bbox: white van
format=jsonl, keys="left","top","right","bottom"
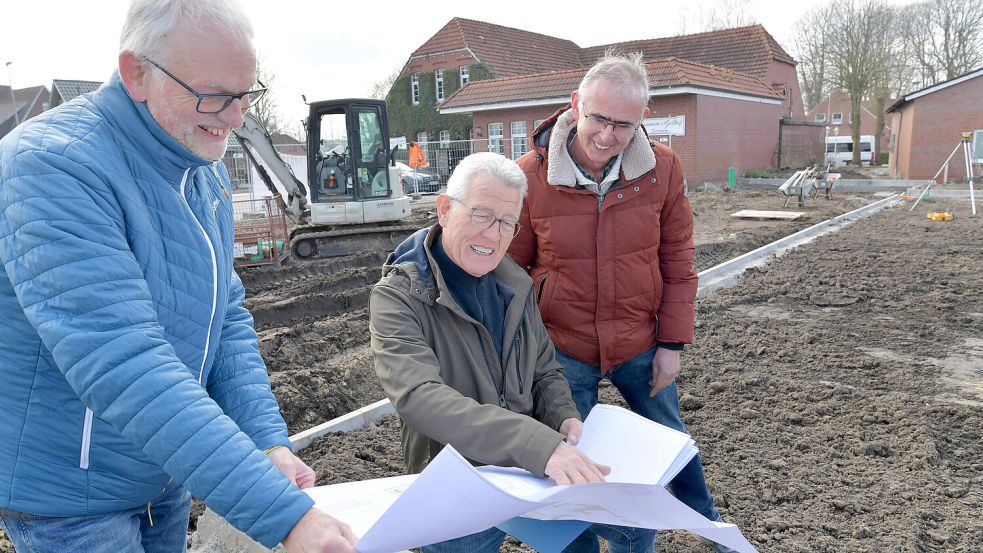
{"left": 825, "top": 135, "right": 874, "bottom": 166}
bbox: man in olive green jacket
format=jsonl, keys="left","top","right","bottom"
{"left": 370, "top": 153, "right": 609, "bottom": 553}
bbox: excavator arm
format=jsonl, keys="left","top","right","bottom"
{"left": 233, "top": 113, "right": 310, "bottom": 225}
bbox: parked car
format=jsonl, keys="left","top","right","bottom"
{"left": 395, "top": 161, "right": 441, "bottom": 194}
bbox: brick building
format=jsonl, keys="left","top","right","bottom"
{"left": 0, "top": 84, "right": 50, "bottom": 140}
{"left": 49, "top": 79, "right": 102, "bottom": 108}
{"left": 391, "top": 19, "right": 808, "bottom": 168}
{"left": 805, "top": 89, "right": 893, "bottom": 154}
{"left": 440, "top": 58, "right": 792, "bottom": 185}
{"left": 887, "top": 67, "right": 983, "bottom": 180}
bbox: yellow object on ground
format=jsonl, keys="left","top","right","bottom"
{"left": 927, "top": 211, "right": 954, "bottom": 221}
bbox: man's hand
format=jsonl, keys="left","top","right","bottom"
{"left": 649, "top": 347, "right": 681, "bottom": 396}
{"left": 282, "top": 508, "right": 357, "bottom": 553}
{"left": 268, "top": 447, "right": 316, "bottom": 489}
{"left": 558, "top": 418, "right": 584, "bottom": 445}
{"left": 544, "top": 441, "right": 610, "bottom": 485}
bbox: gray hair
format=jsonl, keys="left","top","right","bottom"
{"left": 577, "top": 50, "right": 650, "bottom": 111}
{"left": 446, "top": 152, "right": 528, "bottom": 202}
{"left": 120, "top": 0, "right": 254, "bottom": 67}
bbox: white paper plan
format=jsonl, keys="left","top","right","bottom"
{"left": 304, "top": 404, "right": 758, "bottom": 553}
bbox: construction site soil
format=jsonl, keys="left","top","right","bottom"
{"left": 3, "top": 190, "right": 981, "bottom": 552}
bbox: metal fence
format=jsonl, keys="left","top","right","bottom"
{"left": 232, "top": 195, "right": 290, "bottom": 267}
{"left": 392, "top": 139, "right": 477, "bottom": 186}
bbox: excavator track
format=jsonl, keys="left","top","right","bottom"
{"left": 289, "top": 223, "right": 424, "bottom": 260}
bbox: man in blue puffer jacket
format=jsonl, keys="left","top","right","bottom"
{"left": 0, "top": 1, "right": 355, "bottom": 551}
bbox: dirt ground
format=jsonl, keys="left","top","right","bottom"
{"left": 251, "top": 189, "right": 877, "bottom": 436}
{"left": 5, "top": 189, "right": 980, "bottom": 552}
{"left": 294, "top": 191, "right": 983, "bottom": 552}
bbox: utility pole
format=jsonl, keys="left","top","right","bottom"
{"left": 6, "top": 62, "right": 19, "bottom": 126}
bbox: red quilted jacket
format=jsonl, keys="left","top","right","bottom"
{"left": 508, "top": 106, "right": 697, "bottom": 373}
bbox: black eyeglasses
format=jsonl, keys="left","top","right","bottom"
{"left": 584, "top": 112, "right": 638, "bottom": 137}
{"left": 143, "top": 58, "right": 267, "bottom": 114}
{"left": 450, "top": 197, "right": 522, "bottom": 238}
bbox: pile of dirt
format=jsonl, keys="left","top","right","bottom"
{"left": 295, "top": 196, "right": 983, "bottom": 551}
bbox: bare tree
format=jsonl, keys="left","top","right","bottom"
{"left": 924, "top": 0, "right": 983, "bottom": 80}
{"left": 678, "top": 0, "right": 757, "bottom": 34}
{"left": 897, "top": 0, "right": 983, "bottom": 87}
{"left": 791, "top": 4, "right": 837, "bottom": 111}
{"left": 251, "top": 59, "right": 285, "bottom": 135}
{"left": 827, "top": 0, "right": 896, "bottom": 165}
{"left": 369, "top": 69, "right": 400, "bottom": 100}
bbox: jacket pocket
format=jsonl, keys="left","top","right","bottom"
{"left": 537, "top": 272, "right": 558, "bottom": 322}
{"left": 79, "top": 408, "right": 93, "bottom": 470}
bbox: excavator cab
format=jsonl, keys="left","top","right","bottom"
{"left": 309, "top": 100, "right": 391, "bottom": 203}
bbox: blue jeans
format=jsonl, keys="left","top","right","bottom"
{"left": 0, "top": 481, "right": 190, "bottom": 553}
{"left": 557, "top": 346, "right": 721, "bottom": 553}
{"left": 421, "top": 526, "right": 506, "bottom": 553}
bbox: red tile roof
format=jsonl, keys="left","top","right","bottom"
{"left": 408, "top": 20, "right": 795, "bottom": 81}
{"left": 440, "top": 58, "right": 783, "bottom": 111}
{"left": 411, "top": 17, "right": 584, "bottom": 78}
{"left": 583, "top": 25, "right": 795, "bottom": 79}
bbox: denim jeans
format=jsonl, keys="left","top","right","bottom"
{"left": 556, "top": 346, "right": 721, "bottom": 553}
{"left": 0, "top": 481, "right": 190, "bottom": 553}
{"left": 420, "top": 526, "right": 506, "bottom": 553}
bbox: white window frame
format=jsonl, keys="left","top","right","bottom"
{"left": 459, "top": 65, "right": 470, "bottom": 86}
{"left": 435, "top": 69, "right": 445, "bottom": 103}
{"left": 488, "top": 123, "right": 504, "bottom": 155}
{"left": 439, "top": 130, "right": 450, "bottom": 148}
{"left": 848, "top": 112, "right": 854, "bottom": 124}
{"left": 417, "top": 131, "right": 428, "bottom": 145}
{"left": 411, "top": 73, "right": 420, "bottom": 105}
{"left": 973, "top": 130, "right": 983, "bottom": 163}
{"left": 510, "top": 121, "right": 527, "bottom": 160}
{"left": 815, "top": 113, "right": 826, "bottom": 123}
{"left": 831, "top": 112, "right": 843, "bottom": 125}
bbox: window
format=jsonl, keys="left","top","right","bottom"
{"left": 417, "top": 132, "right": 428, "bottom": 145}
{"left": 815, "top": 113, "right": 826, "bottom": 123}
{"left": 439, "top": 130, "right": 450, "bottom": 148}
{"left": 831, "top": 112, "right": 843, "bottom": 125}
{"left": 848, "top": 112, "right": 854, "bottom": 124}
{"left": 435, "top": 69, "right": 444, "bottom": 103}
{"left": 411, "top": 74, "right": 419, "bottom": 105}
{"left": 488, "top": 123, "right": 503, "bottom": 155}
{"left": 511, "top": 121, "right": 527, "bottom": 160}
{"left": 973, "top": 130, "right": 983, "bottom": 162}
{"left": 459, "top": 65, "right": 470, "bottom": 86}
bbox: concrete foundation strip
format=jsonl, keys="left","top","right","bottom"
{"left": 192, "top": 193, "right": 902, "bottom": 551}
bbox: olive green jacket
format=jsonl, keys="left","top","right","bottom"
{"left": 369, "top": 225, "right": 579, "bottom": 477}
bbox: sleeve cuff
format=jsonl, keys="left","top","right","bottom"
{"left": 657, "top": 342, "right": 685, "bottom": 351}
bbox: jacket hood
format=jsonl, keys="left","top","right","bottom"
{"left": 93, "top": 71, "right": 214, "bottom": 182}
{"left": 532, "top": 105, "right": 656, "bottom": 187}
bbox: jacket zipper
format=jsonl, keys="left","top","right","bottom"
{"left": 536, "top": 274, "right": 549, "bottom": 303}
{"left": 179, "top": 167, "right": 219, "bottom": 384}
{"left": 79, "top": 407, "right": 93, "bottom": 469}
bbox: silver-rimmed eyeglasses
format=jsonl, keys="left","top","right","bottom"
{"left": 450, "top": 197, "right": 522, "bottom": 238}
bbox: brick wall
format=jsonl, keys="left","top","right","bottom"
{"left": 892, "top": 75, "right": 983, "bottom": 180}
{"left": 693, "top": 94, "right": 784, "bottom": 184}
{"left": 805, "top": 89, "right": 891, "bottom": 153}
{"left": 779, "top": 120, "right": 825, "bottom": 169}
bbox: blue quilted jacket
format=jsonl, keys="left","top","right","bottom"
{"left": 0, "top": 73, "right": 313, "bottom": 547}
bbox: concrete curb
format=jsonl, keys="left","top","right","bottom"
{"left": 696, "top": 194, "right": 901, "bottom": 298}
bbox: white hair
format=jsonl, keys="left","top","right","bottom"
{"left": 120, "top": 0, "right": 254, "bottom": 68}
{"left": 446, "top": 152, "right": 528, "bottom": 202}
{"left": 577, "top": 50, "right": 650, "bottom": 110}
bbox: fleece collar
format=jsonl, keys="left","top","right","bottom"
{"left": 546, "top": 109, "right": 656, "bottom": 188}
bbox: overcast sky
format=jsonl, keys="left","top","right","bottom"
{"left": 2, "top": 0, "right": 917, "bottom": 136}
